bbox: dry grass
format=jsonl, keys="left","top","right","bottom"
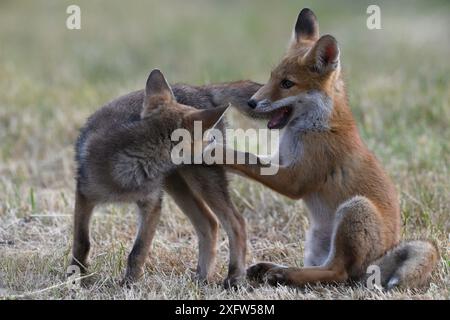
{"left": 0, "top": 0, "right": 449, "bottom": 299}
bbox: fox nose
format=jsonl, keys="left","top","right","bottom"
{"left": 247, "top": 99, "right": 257, "bottom": 109}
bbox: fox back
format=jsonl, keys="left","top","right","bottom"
{"left": 75, "top": 69, "right": 227, "bottom": 203}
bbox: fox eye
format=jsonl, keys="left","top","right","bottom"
{"left": 280, "top": 79, "right": 295, "bottom": 89}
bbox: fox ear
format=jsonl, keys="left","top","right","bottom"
{"left": 142, "top": 69, "right": 174, "bottom": 117}
{"left": 291, "top": 8, "right": 319, "bottom": 44}
{"left": 306, "top": 34, "right": 340, "bottom": 74}
{"left": 144, "top": 69, "right": 174, "bottom": 101}
{"left": 184, "top": 106, "right": 228, "bottom": 131}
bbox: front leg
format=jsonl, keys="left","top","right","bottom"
{"left": 227, "top": 154, "right": 297, "bottom": 197}
{"left": 204, "top": 143, "right": 302, "bottom": 198}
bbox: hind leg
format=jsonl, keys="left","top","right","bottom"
{"left": 201, "top": 192, "right": 246, "bottom": 287}
{"left": 122, "top": 192, "right": 162, "bottom": 284}
{"left": 181, "top": 167, "right": 247, "bottom": 288}
{"left": 249, "top": 196, "right": 386, "bottom": 287}
{"left": 165, "top": 172, "right": 219, "bottom": 282}
{"left": 247, "top": 262, "right": 288, "bottom": 282}
{"left": 206, "top": 197, "right": 246, "bottom": 288}
{"left": 71, "top": 189, "right": 95, "bottom": 274}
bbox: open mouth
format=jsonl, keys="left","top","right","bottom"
{"left": 267, "top": 106, "right": 292, "bottom": 130}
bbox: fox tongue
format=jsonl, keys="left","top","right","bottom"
{"left": 268, "top": 109, "right": 286, "bottom": 129}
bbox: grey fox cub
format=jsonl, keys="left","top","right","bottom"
{"left": 71, "top": 69, "right": 228, "bottom": 284}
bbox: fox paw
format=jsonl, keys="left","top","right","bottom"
{"left": 247, "top": 262, "right": 283, "bottom": 282}
{"left": 119, "top": 276, "right": 138, "bottom": 288}
{"left": 223, "top": 273, "right": 245, "bottom": 290}
{"left": 120, "top": 268, "right": 144, "bottom": 288}
{"left": 264, "top": 267, "right": 290, "bottom": 286}
{"left": 191, "top": 269, "right": 209, "bottom": 286}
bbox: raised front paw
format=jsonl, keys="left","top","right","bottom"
{"left": 246, "top": 262, "right": 282, "bottom": 282}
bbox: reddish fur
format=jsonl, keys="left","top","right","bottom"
{"left": 248, "top": 30, "right": 401, "bottom": 245}
{"left": 229, "top": 10, "right": 438, "bottom": 288}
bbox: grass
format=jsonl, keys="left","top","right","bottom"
{"left": 0, "top": 0, "right": 449, "bottom": 299}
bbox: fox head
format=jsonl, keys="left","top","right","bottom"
{"left": 247, "top": 8, "right": 349, "bottom": 132}
{"left": 141, "top": 69, "right": 228, "bottom": 142}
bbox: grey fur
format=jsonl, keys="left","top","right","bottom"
{"left": 77, "top": 105, "right": 178, "bottom": 203}
{"left": 249, "top": 90, "right": 332, "bottom": 168}
{"left": 73, "top": 76, "right": 261, "bottom": 285}
{"left": 76, "top": 80, "right": 261, "bottom": 193}
{"left": 254, "top": 90, "right": 332, "bottom": 133}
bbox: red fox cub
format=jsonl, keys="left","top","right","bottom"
{"left": 221, "top": 8, "right": 439, "bottom": 289}
{"left": 71, "top": 69, "right": 250, "bottom": 285}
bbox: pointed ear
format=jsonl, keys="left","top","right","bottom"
{"left": 290, "top": 8, "right": 319, "bottom": 45}
{"left": 306, "top": 34, "right": 340, "bottom": 74}
{"left": 142, "top": 69, "right": 174, "bottom": 118}
{"left": 184, "top": 106, "right": 228, "bottom": 131}
{"left": 144, "top": 69, "right": 174, "bottom": 101}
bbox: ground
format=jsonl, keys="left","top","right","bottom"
{"left": 0, "top": 0, "right": 449, "bottom": 299}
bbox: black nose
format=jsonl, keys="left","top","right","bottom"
{"left": 247, "top": 99, "right": 257, "bottom": 109}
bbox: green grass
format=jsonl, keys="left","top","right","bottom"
{"left": 0, "top": 0, "right": 449, "bottom": 299}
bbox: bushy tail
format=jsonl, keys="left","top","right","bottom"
{"left": 372, "top": 240, "right": 439, "bottom": 290}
